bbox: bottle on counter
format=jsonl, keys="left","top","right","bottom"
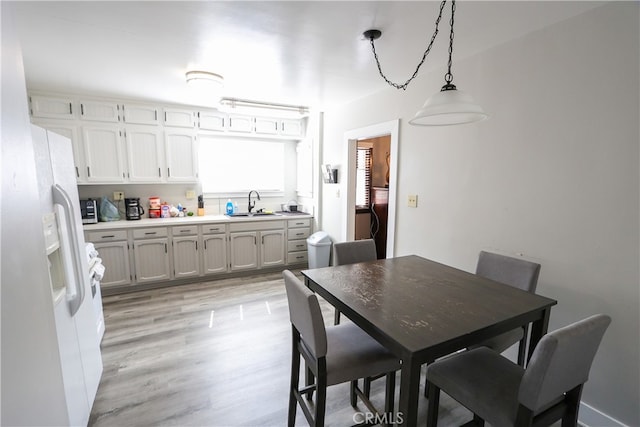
{"left": 225, "top": 199, "right": 234, "bottom": 215}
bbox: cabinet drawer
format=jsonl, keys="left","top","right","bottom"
{"left": 288, "top": 239, "right": 307, "bottom": 252}
{"left": 288, "top": 218, "right": 311, "bottom": 228}
{"left": 288, "top": 228, "right": 310, "bottom": 240}
{"left": 172, "top": 225, "right": 198, "bottom": 236}
{"left": 287, "top": 251, "right": 308, "bottom": 264}
{"left": 133, "top": 227, "right": 168, "bottom": 239}
{"left": 201, "top": 224, "right": 226, "bottom": 234}
{"left": 87, "top": 230, "right": 127, "bottom": 242}
{"left": 230, "top": 220, "right": 285, "bottom": 232}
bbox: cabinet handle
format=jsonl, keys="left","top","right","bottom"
{"left": 145, "top": 232, "right": 157, "bottom": 235}
{"left": 165, "top": 243, "right": 167, "bottom": 253}
{"left": 209, "top": 227, "right": 219, "bottom": 232}
{"left": 155, "top": 110, "right": 158, "bottom": 121}
{"left": 167, "top": 168, "right": 171, "bottom": 177}
{"left": 69, "top": 103, "right": 73, "bottom": 114}
{"left": 101, "top": 235, "right": 115, "bottom": 239}
{"left": 296, "top": 232, "right": 304, "bottom": 236}
{"left": 164, "top": 111, "right": 167, "bottom": 122}
{"left": 254, "top": 236, "right": 257, "bottom": 245}
{"left": 80, "top": 103, "right": 84, "bottom": 116}
{"left": 75, "top": 166, "right": 79, "bottom": 178}
{"left": 180, "top": 229, "right": 190, "bottom": 233}
{"left": 296, "top": 255, "right": 304, "bottom": 259}
{"left": 195, "top": 241, "right": 198, "bottom": 251}
{"left": 262, "top": 236, "right": 264, "bottom": 245}
{"left": 87, "top": 166, "right": 91, "bottom": 177}
{"left": 204, "top": 240, "right": 207, "bottom": 250}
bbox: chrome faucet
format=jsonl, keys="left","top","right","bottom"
{"left": 248, "top": 190, "right": 261, "bottom": 213}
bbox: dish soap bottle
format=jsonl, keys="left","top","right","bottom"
{"left": 225, "top": 199, "right": 234, "bottom": 215}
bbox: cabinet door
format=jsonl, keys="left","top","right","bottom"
{"left": 133, "top": 238, "right": 170, "bottom": 283}
{"left": 124, "top": 127, "right": 163, "bottom": 182}
{"left": 93, "top": 241, "right": 131, "bottom": 287}
{"left": 229, "top": 232, "right": 258, "bottom": 271}
{"left": 172, "top": 236, "right": 199, "bottom": 278}
{"left": 198, "top": 111, "right": 226, "bottom": 131}
{"left": 228, "top": 115, "right": 253, "bottom": 133}
{"left": 80, "top": 100, "right": 120, "bottom": 122}
{"left": 29, "top": 94, "right": 75, "bottom": 120}
{"left": 82, "top": 126, "right": 125, "bottom": 183}
{"left": 202, "top": 234, "right": 228, "bottom": 275}
{"left": 164, "top": 108, "right": 194, "bottom": 128}
{"left": 122, "top": 103, "right": 159, "bottom": 125}
{"left": 255, "top": 117, "right": 278, "bottom": 135}
{"left": 165, "top": 130, "right": 198, "bottom": 182}
{"left": 260, "top": 230, "right": 285, "bottom": 267}
{"left": 32, "top": 121, "right": 86, "bottom": 183}
{"left": 280, "top": 119, "right": 303, "bottom": 137}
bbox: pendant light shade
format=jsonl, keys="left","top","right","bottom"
{"left": 409, "top": 84, "right": 488, "bottom": 126}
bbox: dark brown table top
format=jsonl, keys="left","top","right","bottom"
{"left": 302, "top": 255, "right": 557, "bottom": 360}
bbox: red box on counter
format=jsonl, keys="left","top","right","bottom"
{"left": 148, "top": 208, "right": 161, "bottom": 218}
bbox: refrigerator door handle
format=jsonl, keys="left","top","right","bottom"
{"left": 52, "top": 184, "right": 85, "bottom": 316}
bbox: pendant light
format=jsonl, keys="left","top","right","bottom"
{"left": 364, "top": 0, "right": 487, "bottom": 126}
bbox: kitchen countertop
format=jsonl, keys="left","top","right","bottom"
{"left": 83, "top": 212, "right": 313, "bottom": 231}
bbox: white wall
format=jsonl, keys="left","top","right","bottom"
{"left": 321, "top": 3, "right": 639, "bottom": 425}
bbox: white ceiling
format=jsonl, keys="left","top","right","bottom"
{"left": 12, "top": 1, "right": 605, "bottom": 110}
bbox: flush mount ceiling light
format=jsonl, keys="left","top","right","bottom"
{"left": 364, "top": 0, "right": 487, "bottom": 126}
{"left": 218, "top": 98, "right": 310, "bottom": 118}
{"left": 185, "top": 70, "right": 224, "bottom": 104}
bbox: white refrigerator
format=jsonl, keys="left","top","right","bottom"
{"left": 2, "top": 9, "right": 102, "bottom": 424}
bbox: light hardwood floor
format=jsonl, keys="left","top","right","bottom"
{"left": 89, "top": 271, "right": 474, "bottom": 426}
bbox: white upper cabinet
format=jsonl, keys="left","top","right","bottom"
{"left": 197, "top": 111, "right": 226, "bottom": 131}
{"left": 280, "top": 119, "right": 304, "bottom": 137}
{"left": 227, "top": 115, "right": 254, "bottom": 133}
{"left": 255, "top": 117, "right": 278, "bottom": 135}
{"left": 163, "top": 108, "right": 195, "bottom": 128}
{"left": 82, "top": 126, "right": 125, "bottom": 183}
{"left": 80, "top": 100, "right": 120, "bottom": 122}
{"left": 124, "top": 126, "right": 163, "bottom": 182}
{"left": 165, "top": 130, "right": 198, "bottom": 182}
{"left": 122, "top": 103, "right": 159, "bottom": 125}
{"left": 29, "top": 95, "right": 75, "bottom": 120}
{"left": 32, "top": 120, "right": 86, "bottom": 183}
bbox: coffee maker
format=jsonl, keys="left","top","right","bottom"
{"left": 125, "top": 198, "right": 145, "bottom": 220}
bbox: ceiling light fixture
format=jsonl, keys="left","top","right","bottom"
{"left": 364, "top": 0, "right": 487, "bottom": 126}
{"left": 218, "top": 98, "right": 310, "bottom": 118}
{"left": 185, "top": 70, "right": 224, "bottom": 87}
{"left": 185, "top": 70, "right": 224, "bottom": 105}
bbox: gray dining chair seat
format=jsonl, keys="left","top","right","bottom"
{"left": 283, "top": 270, "right": 399, "bottom": 426}
{"left": 426, "top": 314, "right": 611, "bottom": 427}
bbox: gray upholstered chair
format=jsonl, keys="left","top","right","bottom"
{"left": 425, "top": 314, "right": 611, "bottom": 427}
{"left": 473, "top": 251, "right": 542, "bottom": 365}
{"left": 332, "top": 239, "right": 377, "bottom": 325}
{"left": 283, "top": 270, "right": 399, "bottom": 427}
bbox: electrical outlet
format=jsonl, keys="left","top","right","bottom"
{"left": 113, "top": 191, "right": 124, "bottom": 201}
{"left": 186, "top": 190, "right": 196, "bottom": 199}
{"left": 408, "top": 195, "right": 418, "bottom": 208}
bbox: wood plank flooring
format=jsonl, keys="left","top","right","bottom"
{"left": 89, "top": 270, "right": 475, "bottom": 426}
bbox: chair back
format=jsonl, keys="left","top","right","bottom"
{"left": 283, "top": 270, "right": 327, "bottom": 358}
{"left": 333, "top": 239, "right": 377, "bottom": 266}
{"left": 476, "top": 251, "right": 541, "bottom": 292}
{"left": 518, "top": 314, "right": 611, "bottom": 412}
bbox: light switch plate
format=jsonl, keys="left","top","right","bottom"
{"left": 408, "top": 195, "right": 418, "bottom": 208}
{"left": 113, "top": 191, "right": 124, "bottom": 201}
{"left": 186, "top": 190, "right": 196, "bottom": 199}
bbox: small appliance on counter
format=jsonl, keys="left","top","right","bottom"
{"left": 125, "top": 198, "right": 144, "bottom": 220}
{"left": 80, "top": 199, "right": 98, "bottom": 224}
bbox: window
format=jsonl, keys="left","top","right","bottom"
{"left": 198, "top": 135, "right": 286, "bottom": 196}
{"left": 356, "top": 147, "right": 372, "bottom": 207}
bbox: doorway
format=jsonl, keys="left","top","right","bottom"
{"left": 342, "top": 120, "right": 399, "bottom": 258}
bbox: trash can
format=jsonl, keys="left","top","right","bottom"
{"left": 307, "top": 231, "right": 331, "bottom": 269}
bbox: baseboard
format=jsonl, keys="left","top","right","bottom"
{"left": 579, "top": 401, "right": 629, "bottom": 427}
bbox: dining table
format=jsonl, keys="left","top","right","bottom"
{"left": 301, "top": 255, "right": 557, "bottom": 426}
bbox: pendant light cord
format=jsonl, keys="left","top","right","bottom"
{"left": 368, "top": 0, "right": 451, "bottom": 91}
{"left": 444, "top": 0, "right": 456, "bottom": 87}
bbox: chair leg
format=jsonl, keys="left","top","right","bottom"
{"left": 363, "top": 377, "right": 372, "bottom": 397}
{"left": 517, "top": 325, "right": 530, "bottom": 366}
{"left": 288, "top": 331, "right": 301, "bottom": 427}
{"left": 384, "top": 371, "right": 395, "bottom": 418}
{"left": 350, "top": 380, "right": 358, "bottom": 407}
{"left": 426, "top": 381, "right": 440, "bottom": 427}
{"left": 305, "top": 366, "right": 315, "bottom": 401}
{"left": 561, "top": 385, "right": 584, "bottom": 427}
{"left": 315, "top": 372, "right": 327, "bottom": 426}
{"left": 334, "top": 308, "right": 341, "bottom": 325}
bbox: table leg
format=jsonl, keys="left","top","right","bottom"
{"left": 528, "top": 307, "right": 551, "bottom": 362}
{"left": 398, "top": 356, "right": 421, "bottom": 426}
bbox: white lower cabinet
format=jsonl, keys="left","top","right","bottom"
{"left": 86, "top": 230, "right": 131, "bottom": 288}
{"left": 229, "top": 220, "right": 285, "bottom": 271}
{"left": 132, "top": 227, "right": 170, "bottom": 283}
{"left": 172, "top": 225, "right": 200, "bottom": 278}
{"left": 201, "top": 224, "right": 228, "bottom": 275}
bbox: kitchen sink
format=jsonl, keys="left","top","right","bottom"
{"left": 225, "top": 212, "right": 279, "bottom": 218}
